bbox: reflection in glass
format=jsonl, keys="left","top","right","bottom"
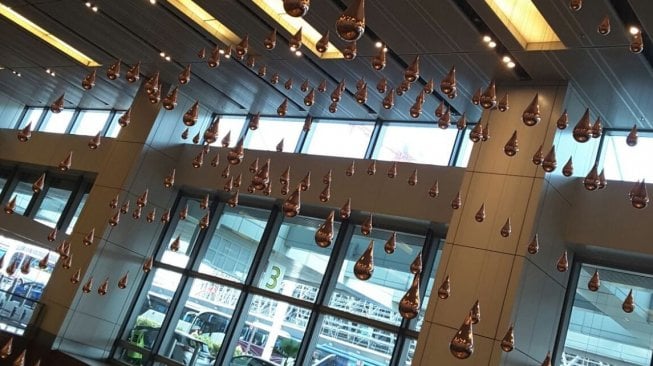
{"left": 329, "top": 228, "right": 425, "bottom": 326}
{"left": 304, "top": 120, "right": 374, "bottom": 158}
{"left": 232, "top": 295, "right": 308, "bottom": 365}
{"left": 162, "top": 279, "right": 240, "bottom": 366}
{"left": 105, "top": 112, "right": 126, "bottom": 138}
{"left": 373, "top": 123, "right": 458, "bottom": 165}
{"left": 40, "top": 110, "right": 75, "bottom": 133}
{"left": 313, "top": 315, "right": 396, "bottom": 365}
{"left": 160, "top": 199, "right": 203, "bottom": 268}
{"left": 562, "top": 264, "right": 653, "bottom": 365}
{"left": 208, "top": 116, "right": 246, "bottom": 148}
{"left": 65, "top": 194, "right": 88, "bottom": 235}
{"left": 603, "top": 133, "right": 653, "bottom": 182}
{"left": 199, "top": 206, "right": 269, "bottom": 283}
{"left": 34, "top": 187, "right": 72, "bottom": 228}
{"left": 244, "top": 118, "right": 304, "bottom": 153}
{"left": 455, "top": 127, "right": 475, "bottom": 167}
{"left": 257, "top": 216, "right": 338, "bottom": 302}
{"left": 6, "top": 182, "right": 35, "bottom": 216}
{"left": 70, "top": 110, "right": 110, "bottom": 136}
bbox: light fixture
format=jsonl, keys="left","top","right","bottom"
{"left": 502, "top": 55, "right": 511, "bottom": 63}
{"left": 482, "top": 35, "right": 492, "bottom": 43}
{"left": 488, "top": 41, "right": 497, "bottom": 48}
{"left": 294, "top": 50, "right": 302, "bottom": 57}
{"left": 149, "top": 0, "right": 156, "bottom": 4}
{"left": 0, "top": 3, "right": 101, "bottom": 66}
{"left": 374, "top": 41, "right": 383, "bottom": 48}
{"left": 629, "top": 26, "right": 641, "bottom": 35}
{"left": 506, "top": 61, "right": 516, "bottom": 68}
{"left": 166, "top": 0, "right": 243, "bottom": 51}
{"left": 159, "top": 51, "right": 166, "bottom": 57}
{"left": 485, "top": 0, "right": 565, "bottom": 50}
{"left": 165, "top": 55, "right": 171, "bottom": 61}
{"left": 252, "top": 0, "right": 343, "bottom": 58}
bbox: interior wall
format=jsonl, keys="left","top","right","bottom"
{"left": 0, "top": 91, "right": 24, "bottom": 130}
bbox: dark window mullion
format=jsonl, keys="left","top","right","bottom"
{"left": 64, "top": 109, "right": 82, "bottom": 134}
{"left": 102, "top": 110, "right": 117, "bottom": 137}
{"left": 364, "top": 118, "right": 384, "bottom": 159}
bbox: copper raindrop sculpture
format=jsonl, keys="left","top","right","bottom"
{"left": 591, "top": 117, "right": 603, "bottom": 138}
{"left": 504, "top": 131, "right": 519, "bottom": 156}
{"left": 408, "top": 169, "right": 418, "bottom": 186}
{"left": 471, "top": 88, "right": 481, "bottom": 105}
{"left": 316, "top": 30, "right": 330, "bottom": 53}
{"left": 170, "top": 235, "right": 181, "bottom": 252}
{"left": 597, "top": 15, "right": 611, "bottom": 35}
{"left": 107, "top": 59, "right": 121, "bottom": 80}
{"left": 346, "top": 160, "right": 356, "bottom": 176}
{"left": 118, "top": 272, "right": 129, "bottom": 289}
{"left": 428, "top": 180, "right": 439, "bottom": 198}
{"left": 83, "top": 228, "right": 95, "bottom": 246}
{"left": 276, "top": 139, "right": 285, "bottom": 152}
{"left": 456, "top": 113, "right": 467, "bottom": 130}
{"left": 479, "top": 80, "right": 497, "bottom": 109}
{"left": 340, "top": 198, "right": 352, "bottom": 220}
{"left": 398, "top": 273, "right": 420, "bottom": 319}
{"left": 557, "top": 109, "right": 568, "bottom": 130}
{"left": 161, "top": 208, "right": 171, "bottom": 223}
{"left": 498, "top": 92, "right": 509, "bottom": 112}
{"left": 50, "top": 94, "right": 65, "bottom": 113}
{"left": 224, "top": 176, "right": 234, "bottom": 192}
{"left": 384, "top": 232, "right": 396, "bottom": 254}
{"left": 556, "top": 250, "right": 569, "bottom": 272}
{"left": 570, "top": 0, "right": 582, "bottom": 11}
{"left": 315, "top": 211, "right": 335, "bottom": 248}
{"left": 522, "top": 94, "right": 541, "bottom": 126}
{"left": 438, "top": 275, "right": 451, "bottom": 299}
{"left": 583, "top": 163, "right": 600, "bottom": 191}
{"left": 441, "top": 66, "right": 457, "bottom": 97}
{"left": 183, "top": 101, "right": 200, "bottom": 127}
{"left": 563, "top": 157, "right": 574, "bottom": 177}
{"left": 88, "top": 132, "right": 101, "bottom": 150}
{"left": 58, "top": 150, "right": 73, "bottom": 171}
{"left": 500, "top": 326, "right": 515, "bottom": 352}
{"left": 283, "top": 187, "right": 301, "bottom": 217}
{"left": 81, "top": 69, "right": 96, "bottom": 90}
{"left": 4, "top": 196, "right": 16, "bottom": 215}
{"left": 304, "top": 88, "right": 315, "bottom": 106}
{"left": 32, "top": 173, "right": 45, "bottom": 194}
{"left": 627, "top": 125, "right": 638, "bottom": 146}
{"left": 143, "top": 257, "right": 154, "bottom": 273}
{"left": 387, "top": 162, "right": 397, "bottom": 179}
{"left": 622, "top": 290, "right": 635, "bottom": 313}
{"left": 361, "top": 213, "right": 373, "bottom": 236}
{"left": 532, "top": 145, "right": 544, "bottom": 166}
{"left": 164, "top": 169, "right": 175, "bottom": 188}
{"left": 199, "top": 212, "right": 210, "bottom": 230}
{"left": 630, "top": 180, "right": 649, "bottom": 209}
{"left": 423, "top": 79, "right": 434, "bottom": 94}
{"left": 542, "top": 146, "right": 557, "bottom": 172}
{"left": 126, "top": 62, "right": 141, "bottom": 83}
{"left": 284, "top": 78, "right": 293, "bottom": 90}
{"left": 289, "top": 28, "right": 303, "bottom": 51}
{"left": 451, "top": 192, "right": 462, "bottom": 209}
{"left": 410, "top": 251, "right": 422, "bottom": 274}
{"left": 17, "top": 123, "right": 32, "bottom": 142}
{"left": 469, "top": 123, "right": 482, "bottom": 143}
{"left": 283, "top": 0, "right": 309, "bottom": 17}
{"left": 475, "top": 204, "right": 486, "bottom": 222}
{"left": 146, "top": 208, "right": 156, "bottom": 223}
{"left": 222, "top": 130, "right": 231, "bottom": 147}
{"left": 82, "top": 277, "right": 93, "bottom": 293}
{"left": 382, "top": 88, "right": 394, "bottom": 109}
{"left": 528, "top": 234, "right": 539, "bottom": 254}
{"left": 277, "top": 98, "right": 289, "bottom": 117}
{"left": 227, "top": 137, "right": 245, "bottom": 165}
{"left": 588, "top": 270, "right": 600, "bottom": 291}
{"left": 336, "top": 0, "right": 365, "bottom": 41}
{"left": 449, "top": 313, "right": 474, "bottom": 359}
{"left": 541, "top": 352, "right": 552, "bottom": 366}
{"left": 319, "top": 181, "right": 331, "bottom": 202}
{"left": 353, "top": 240, "right": 374, "bottom": 280}
{"left": 47, "top": 228, "right": 57, "bottom": 242}
{"left": 317, "top": 79, "right": 327, "bottom": 93}
{"left": 366, "top": 160, "right": 377, "bottom": 175}
{"left": 372, "top": 47, "right": 386, "bottom": 70}
{"left": 438, "top": 107, "right": 451, "bottom": 129}
{"left": 118, "top": 108, "right": 131, "bottom": 127}
{"left": 630, "top": 31, "right": 643, "bottom": 54}
{"left": 598, "top": 169, "right": 607, "bottom": 190}
{"left": 98, "top": 277, "right": 109, "bottom": 296}
{"left": 0, "top": 337, "right": 12, "bottom": 359}
{"left": 573, "top": 109, "right": 592, "bottom": 143}
{"left": 355, "top": 82, "right": 367, "bottom": 104}
{"left": 376, "top": 77, "right": 387, "bottom": 94}
{"left": 481, "top": 122, "right": 490, "bottom": 141}
{"left": 500, "top": 218, "right": 512, "bottom": 237}
{"left": 264, "top": 28, "right": 277, "bottom": 50}
{"left": 162, "top": 86, "right": 179, "bottom": 110}
{"left": 70, "top": 268, "right": 81, "bottom": 284}
{"left": 343, "top": 41, "right": 357, "bottom": 60}
{"left": 470, "top": 300, "right": 481, "bottom": 324}
{"left": 404, "top": 56, "right": 420, "bottom": 82}
{"left": 235, "top": 35, "right": 249, "bottom": 59}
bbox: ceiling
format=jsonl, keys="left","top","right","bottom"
{"left": 0, "top": 0, "right": 652, "bottom": 129}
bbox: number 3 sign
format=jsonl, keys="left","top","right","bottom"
{"left": 262, "top": 262, "right": 286, "bottom": 292}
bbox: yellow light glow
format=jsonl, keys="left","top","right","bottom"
{"left": 252, "top": 0, "right": 343, "bottom": 59}
{"left": 0, "top": 3, "right": 101, "bottom": 67}
{"left": 166, "top": 0, "right": 242, "bottom": 46}
{"left": 485, "top": 0, "right": 565, "bottom": 51}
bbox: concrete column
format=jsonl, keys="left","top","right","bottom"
{"left": 413, "top": 84, "right": 583, "bottom": 365}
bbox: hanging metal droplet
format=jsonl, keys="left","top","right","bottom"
{"left": 106, "top": 59, "right": 121, "bottom": 80}
{"left": 591, "top": 117, "right": 603, "bottom": 138}
{"left": 284, "top": 78, "right": 293, "bottom": 90}
{"left": 597, "top": 15, "right": 611, "bottom": 35}
{"left": 12, "top": 349, "right": 25, "bottom": 366}
{"left": 277, "top": 98, "right": 288, "bottom": 117}
{"left": 408, "top": 169, "right": 418, "bottom": 186}
{"left": 283, "top": 187, "right": 301, "bottom": 217}
{"left": 361, "top": 213, "right": 373, "bottom": 236}
{"left": 82, "top": 277, "right": 93, "bottom": 293}
{"left": 355, "top": 82, "right": 367, "bottom": 104}
{"left": 456, "top": 113, "right": 467, "bottom": 131}
{"left": 164, "top": 169, "right": 175, "bottom": 188}
{"left": 161, "top": 208, "right": 171, "bottom": 223}
{"left": 556, "top": 109, "right": 568, "bottom": 130}
{"left": 340, "top": 198, "right": 351, "bottom": 220}
{"left": 556, "top": 250, "right": 569, "bottom": 272}
{"left": 81, "top": 69, "right": 96, "bottom": 90}
{"left": 17, "top": 122, "right": 32, "bottom": 142}
{"left": 108, "top": 210, "right": 120, "bottom": 226}
{"left": 398, "top": 273, "right": 420, "bottom": 319}
{"left": 423, "top": 78, "right": 434, "bottom": 94}
{"left": 20, "top": 257, "right": 32, "bottom": 274}
{"left": 438, "top": 107, "right": 451, "bottom": 129}
{"left": 382, "top": 88, "right": 394, "bottom": 109}
{"left": 500, "top": 325, "right": 515, "bottom": 352}
{"left": 438, "top": 275, "right": 451, "bottom": 299}
{"left": 428, "top": 180, "right": 439, "bottom": 198}
{"left": 143, "top": 256, "right": 154, "bottom": 273}
{"left": 264, "top": 28, "right": 277, "bottom": 50}
{"left": 471, "top": 88, "right": 481, "bottom": 105}
{"left": 38, "top": 253, "right": 49, "bottom": 270}
{"left": 479, "top": 80, "right": 497, "bottom": 109}
{"left": 542, "top": 145, "right": 557, "bottom": 172}
{"left": 335, "top": 0, "right": 365, "bottom": 41}
{"left": 323, "top": 169, "right": 332, "bottom": 184}
{"left": 528, "top": 234, "right": 539, "bottom": 254}
{"left": 583, "top": 163, "right": 600, "bottom": 191}
{"left": 570, "top": 0, "right": 582, "bottom": 11}
{"left": 83, "top": 228, "right": 95, "bottom": 246}
{"left": 563, "top": 157, "right": 574, "bottom": 177}
{"left": 522, "top": 94, "right": 541, "bottom": 126}
{"left": 343, "top": 41, "right": 358, "bottom": 60}
{"left": 622, "top": 289, "right": 635, "bottom": 313}
{"left": 410, "top": 251, "right": 422, "bottom": 274}
{"left": 98, "top": 277, "right": 109, "bottom": 296}
{"left": 118, "top": 272, "right": 129, "bottom": 289}
{"left": 0, "top": 337, "right": 12, "bottom": 358}
{"left": 227, "top": 190, "right": 239, "bottom": 208}
{"left": 32, "top": 173, "right": 46, "bottom": 194}
{"left": 304, "top": 88, "right": 315, "bottom": 106}
{"left": 146, "top": 208, "right": 156, "bottom": 223}
{"left": 404, "top": 55, "right": 420, "bottom": 82}
{"left": 626, "top": 124, "right": 638, "bottom": 146}
{"left": 598, "top": 169, "right": 607, "bottom": 189}
{"left": 588, "top": 269, "right": 600, "bottom": 291}
{"left": 315, "top": 30, "right": 329, "bottom": 53}
{"left": 504, "top": 131, "right": 519, "bottom": 156}
{"left": 441, "top": 66, "right": 457, "bottom": 97}
{"left": 384, "top": 232, "right": 396, "bottom": 254}
{"left": 573, "top": 109, "right": 592, "bottom": 143}
{"left": 183, "top": 101, "right": 200, "bottom": 127}
{"left": 372, "top": 47, "right": 387, "bottom": 70}
{"left": 4, "top": 196, "right": 16, "bottom": 215}
{"left": 70, "top": 268, "right": 81, "bottom": 284}
{"left": 470, "top": 300, "right": 481, "bottom": 324}
{"left": 47, "top": 228, "right": 57, "bottom": 242}
{"left": 630, "top": 31, "right": 643, "bottom": 54}
{"left": 346, "top": 160, "right": 356, "bottom": 176}
{"left": 252, "top": 159, "right": 270, "bottom": 190}
{"left": 170, "top": 235, "right": 181, "bottom": 252}
{"left": 315, "top": 211, "right": 335, "bottom": 248}
{"left": 500, "top": 218, "right": 512, "bottom": 237}
{"left": 469, "top": 123, "right": 482, "bottom": 143}
{"left": 88, "top": 132, "right": 101, "bottom": 150}
{"left": 58, "top": 151, "right": 73, "bottom": 171}
{"left": 300, "top": 171, "right": 311, "bottom": 191}
{"left": 541, "top": 352, "right": 552, "bottom": 366}
{"left": 498, "top": 92, "right": 509, "bottom": 112}
{"left": 449, "top": 313, "right": 474, "bottom": 359}
{"left": 199, "top": 212, "right": 210, "bottom": 230}
{"left": 387, "top": 162, "right": 397, "bottom": 178}
{"left": 475, "top": 204, "right": 486, "bottom": 222}
{"left": 162, "top": 86, "right": 179, "bottom": 110}
{"left": 376, "top": 77, "right": 387, "bottom": 94}
{"left": 317, "top": 79, "right": 327, "bottom": 93}
{"left": 319, "top": 181, "right": 331, "bottom": 202}
{"left": 366, "top": 160, "right": 377, "bottom": 176}
{"left": 451, "top": 192, "right": 462, "bottom": 209}
{"left": 481, "top": 122, "right": 490, "bottom": 141}
{"left": 532, "top": 145, "right": 544, "bottom": 166}
{"left": 630, "top": 180, "right": 649, "bottom": 209}
{"left": 353, "top": 240, "right": 374, "bottom": 280}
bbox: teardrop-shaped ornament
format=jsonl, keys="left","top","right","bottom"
{"left": 319, "top": 181, "right": 331, "bottom": 202}
{"left": 438, "top": 275, "right": 451, "bottom": 299}
{"left": 376, "top": 78, "right": 387, "bottom": 94}
{"left": 573, "top": 109, "right": 592, "bottom": 143}
{"left": 382, "top": 88, "right": 395, "bottom": 109}
{"left": 17, "top": 122, "right": 32, "bottom": 142}
{"left": 441, "top": 66, "right": 457, "bottom": 97}
{"left": 428, "top": 180, "right": 439, "bottom": 198}
{"left": 70, "top": 268, "right": 81, "bottom": 284}
{"left": 583, "top": 163, "right": 600, "bottom": 191}
{"left": 98, "top": 277, "right": 109, "bottom": 296}
{"left": 335, "top": 0, "right": 365, "bottom": 41}
{"left": 470, "top": 300, "right": 481, "bottom": 324}
{"left": 557, "top": 109, "right": 568, "bottom": 130}
{"left": 340, "top": 198, "right": 352, "bottom": 220}
{"left": 264, "top": 28, "right": 277, "bottom": 50}
{"left": 387, "top": 162, "right": 397, "bottom": 178}
{"left": 315, "top": 30, "right": 330, "bottom": 53}
{"left": 588, "top": 269, "right": 600, "bottom": 291}
{"left": 164, "top": 168, "right": 175, "bottom": 188}
{"left": 479, "top": 80, "right": 497, "bottom": 109}
{"left": 475, "top": 204, "right": 486, "bottom": 222}
{"left": 82, "top": 277, "right": 93, "bottom": 293}
{"left": 408, "top": 169, "right": 418, "bottom": 186}
{"left": 353, "top": 240, "right": 374, "bottom": 280}
{"left": 143, "top": 257, "right": 154, "bottom": 273}
{"left": 0, "top": 337, "right": 12, "bottom": 358}
{"left": 556, "top": 250, "right": 569, "bottom": 272}
{"left": 542, "top": 146, "right": 557, "bottom": 172}
{"left": 410, "top": 251, "right": 422, "bottom": 274}
{"left": 118, "top": 272, "right": 129, "bottom": 289}
{"left": 500, "top": 326, "right": 515, "bottom": 352}
{"left": 563, "top": 157, "right": 574, "bottom": 177}
{"left": 449, "top": 313, "right": 474, "bottom": 359}
{"left": 398, "top": 273, "right": 420, "bottom": 319}
{"left": 504, "top": 131, "right": 519, "bottom": 156}
{"left": 384, "top": 232, "right": 396, "bottom": 254}
{"left": 631, "top": 180, "right": 649, "bottom": 209}
{"left": 498, "top": 92, "right": 509, "bottom": 112}
{"left": 627, "top": 125, "right": 638, "bottom": 146}
{"left": 451, "top": 192, "right": 462, "bottom": 209}
{"left": 283, "top": 187, "right": 301, "bottom": 217}
{"left": 500, "top": 218, "right": 512, "bottom": 237}
{"left": 315, "top": 211, "right": 335, "bottom": 248}
{"left": 528, "top": 234, "right": 540, "bottom": 254}
{"left": 469, "top": 123, "right": 482, "bottom": 143}
{"left": 622, "top": 289, "right": 635, "bottom": 313}
{"left": 597, "top": 15, "right": 611, "bottom": 35}
{"left": 522, "top": 94, "right": 541, "bottom": 126}
{"left": 346, "top": 160, "right": 356, "bottom": 176}
{"left": 58, "top": 151, "right": 73, "bottom": 171}
{"left": 361, "top": 213, "right": 373, "bottom": 236}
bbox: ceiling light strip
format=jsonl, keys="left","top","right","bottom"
{"left": 165, "top": 0, "right": 242, "bottom": 46}
{"left": 0, "top": 3, "right": 101, "bottom": 67}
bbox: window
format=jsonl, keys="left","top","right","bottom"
{"left": 454, "top": 126, "right": 475, "bottom": 167}
{"left": 70, "top": 110, "right": 111, "bottom": 136}
{"left": 6, "top": 180, "right": 36, "bottom": 215}
{"left": 105, "top": 112, "right": 125, "bottom": 138}
{"left": 66, "top": 193, "right": 89, "bottom": 234}
{"left": 208, "top": 116, "right": 247, "bottom": 148}
{"left": 39, "top": 110, "right": 75, "bottom": 133}
{"left": 116, "top": 195, "right": 439, "bottom": 366}
{"left": 244, "top": 117, "right": 304, "bottom": 153}
{"left": 373, "top": 123, "right": 458, "bottom": 165}
{"left": 303, "top": 120, "right": 374, "bottom": 158}
{"left": 602, "top": 133, "right": 653, "bottom": 182}
{"left": 560, "top": 264, "right": 653, "bottom": 365}
{"left": 18, "top": 108, "right": 44, "bottom": 129}
{"left": 33, "top": 187, "right": 72, "bottom": 228}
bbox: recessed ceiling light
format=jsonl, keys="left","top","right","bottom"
{"left": 506, "top": 61, "right": 516, "bottom": 68}
{"left": 488, "top": 41, "right": 497, "bottom": 48}
{"left": 629, "top": 26, "right": 641, "bottom": 35}
{"left": 91, "top": 6, "right": 98, "bottom": 12}
{"left": 165, "top": 55, "right": 171, "bottom": 61}
{"left": 149, "top": 0, "right": 156, "bottom": 4}
{"left": 0, "top": 2, "right": 101, "bottom": 66}
{"left": 290, "top": 45, "right": 297, "bottom": 52}
{"left": 374, "top": 41, "right": 383, "bottom": 48}
{"left": 482, "top": 35, "right": 492, "bottom": 43}
{"left": 85, "top": 2, "right": 91, "bottom": 7}
{"left": 502, "top": 55, "right": 511, "bottom": 63}
{"left": 159, "top": 51, "right": 166, "bottom": 57}
{"left": 295, "top": 50, "right": 302, "bottom": 57}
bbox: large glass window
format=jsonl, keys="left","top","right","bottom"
{"left": 455, "top": 126, "right": 475, "bottom": 167}
{"left": 373, "top": 123, "right": 458, "bottom": 165}
{"left": 70, "top": 110, "right": 111, "bottom": 136}
{"left": 208, "top": 116, "right": 247, "bottom": 148}
{"left": 39, "top": 110, "right": 75, "bottom": 133}
{"left": 602, "top": 133, "right": 653, "bottom": 182}
{"left": 105, "top": 111, "right": 125, "bottom": 138}
{"left": 160, "top": 197, "right": 204, "bottom": 269}
{"left": 66, "top": 193, "right": 89, "bottom": 235}
{"left": 561, "top": 264, "right": 653, "bottom": 365}
{"left": 18, "top": 108, "right": 44, "bottom": 128}
{"left": 303, "top": 120, "right": 374, "bottom": 158}
{"left": 244, "top": 117, "right": 304, "bottom": 153}
{"left": 6, "top": 181, "right": 36, "bottom": 216}
{"left": 33, "top": 187, "right": 72, "bottom": 228}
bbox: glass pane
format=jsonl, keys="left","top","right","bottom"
{"left": 33, "top": 187, "right": 72, "bottom": 228}
{"left": 373, "top": 123, "right": 457, "bottom": 165}
{"left": 199, "top": 206, "right": 269, "bottom": 283}
{"left": 6, "top": 181, "right": 35, "bottom": 215}
{"left": 65, "top": 193, "right": 89, "bottom": 235}
{"left": 162, "top": 279, "right": 240, "bottom": 366}
{"left": 313, "top": 315, "right": 396, "bottom": 365}
{"left": 304, "top": 120, "right": 374, "bottom": 158}
{"left": 257, "top": 215, "right": 338, "bottom": 302}
{"left": 70, "top": 110, "right": 110, "bottom": 136}
{"left": 455, "top": 127, "right": 475, "bottom": 167}
{"left": 160, "top": 198, "right": 204, "bottom": 268}
{"left": 244, "top": 117, "right": 303, "bottom": 152}
{"left": 231, "top": 295, "right": 308, "bottom": 365}
{"left": 106, "top": 111, "right": 124, "bottom": 138}
{"left": 40, "top": 110, "right": 74, "bottom": 133}
{"left": 603, "top": 134, "right": 653, "bottom": 182}
{"left": 19, "top": 108, "right": 44, "bottom": 128}
{"left": 400, "top": 338, "right": 417, "bottom": 366}
{"left": 412, "top": 246, "right": 442, "bottom": 332}
{"left": 562, "top": 264, "right": 653, "bottom": 365}
{"left": 122, "top": 268, "right": 182, "bottom": 351}
{"left": 329, "top": 228, "right": 425, "bottom": 326}
{"left": 209, "top": 116, "right": 247, "bottom": 148}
